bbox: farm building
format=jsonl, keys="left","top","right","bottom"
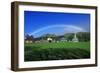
{"left": 25, "top": 39, "right": 33, "bottom": 43}
{"left": 24, "top": 35, "right": 34, "bottom": 43}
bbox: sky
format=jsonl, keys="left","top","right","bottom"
{"left": 24, "top": 11, "right": 90, "bottom": 38}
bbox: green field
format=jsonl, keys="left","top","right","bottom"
{"left": 24, "top": 42, "right": 90, "bottom": 61}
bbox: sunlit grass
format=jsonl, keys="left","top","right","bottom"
{"left": 25, "top": 42, "right": 90, "bottom": 50}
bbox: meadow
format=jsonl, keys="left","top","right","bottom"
{"left": 24, "top": 42, "right": 90, "bottom": 61}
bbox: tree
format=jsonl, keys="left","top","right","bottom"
{"left": 77, "top": 32, "right": 90, "bottom": 42}
{"left": 64, "top": 33, "right": 74, "bottom": 41}
{"left": 25, "top": 34, "right": 34, "bottom": 41}
{"left": 41, "top": 34, "right": 57, "bottom": 40}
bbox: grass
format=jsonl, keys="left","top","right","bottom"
{"left": 24, "top": 42, "right": 90, "bottom": 61}
{"left": 25, "top": 42, "right": 90, "bottom": 49}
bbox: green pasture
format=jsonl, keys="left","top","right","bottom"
{"left": 25, "top": 42, "right": 90, "bottom": 50}
{"left": 24, "top": 42, "right": 90, "bottom": 61}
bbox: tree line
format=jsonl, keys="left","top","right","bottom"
{"left": 25, "top": 32, "right": 90, "bottom": 42}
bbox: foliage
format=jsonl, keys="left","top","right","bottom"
{"left": 77, "top": 32, "right": 90, "bottom": 42}
{"left": 32, "top": 32, "right": 90, "bottom": 42}
{"left": 25, "top": 34, "right": 34, "bottom": 40}
{"left": 64, "top": 33, "right": 74, "bottom": 41}
{"left": 41, "top": 34, "right": 57, "bottom": 40}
